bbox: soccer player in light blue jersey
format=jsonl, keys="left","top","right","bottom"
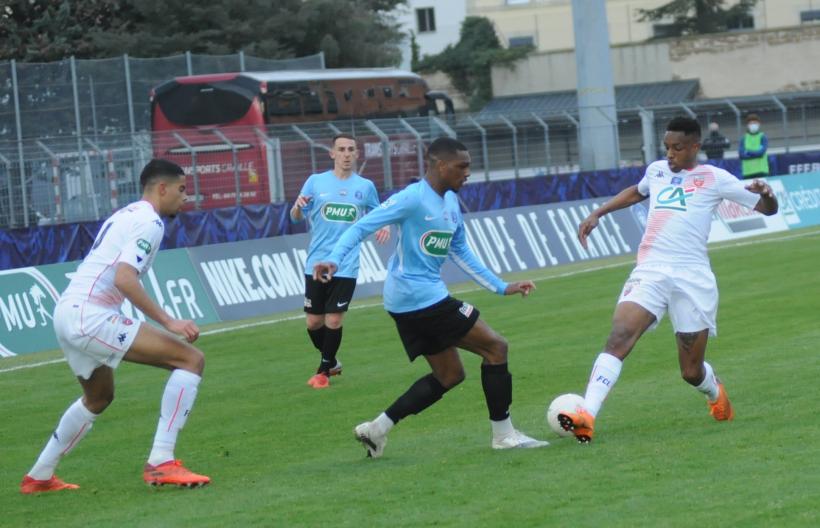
{"left": 291, "top": 134, "right": 389, "bottom": 389}
{"left": 313, "top": 137, "right": 548, "bottom": 456}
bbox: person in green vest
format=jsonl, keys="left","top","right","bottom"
{"left": 739, "top": 114, "right": 769, "bottom": 179}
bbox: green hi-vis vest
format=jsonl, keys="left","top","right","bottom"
{"left": 742, "top": 133, "right": 769, "bottom": 176}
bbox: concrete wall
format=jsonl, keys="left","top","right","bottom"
{"left": 492, "top": 24, "right": 820, "bottom": 98}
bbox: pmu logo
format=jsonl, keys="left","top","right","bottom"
{"left": 419, "top": 230, "right": 453, "bottom": 257}
{"left": 321, "top": 202, "right": 358, "bottom": 223}
{"left": 0, "top": 267, "right": 60, "bottom": 357}
{"left": 656, "top": 186, "right": 695, "bottom": 211}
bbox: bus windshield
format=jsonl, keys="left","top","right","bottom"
{"left": 153, "top": 76, "right": 260, "bottom": 126}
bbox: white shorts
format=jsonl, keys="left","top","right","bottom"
{"left": 617, "top": 265, "right": 718, "bottom": 336}
{"left": 53, "top": 299, "right": 142, "bottom": 380}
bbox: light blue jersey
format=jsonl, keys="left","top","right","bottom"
{"left": 292, "top": 170, "right": 380, "bottom": 278}
{"left": 327, "top": 179, "right": 507, "bottom": 313}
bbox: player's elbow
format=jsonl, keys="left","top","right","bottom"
{"left": 113, "top": 266, "right": 137, "bottom": 292}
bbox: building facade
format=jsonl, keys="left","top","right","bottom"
{"left": 468, "top": 0, "right": 820, "bottom": 53}
{"left": 394, "top": 0, "right": 468, "bottom": 70}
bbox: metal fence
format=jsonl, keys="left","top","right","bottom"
{"left": 1, "top": 90, "right": 819, "bottom": 229}
{"left": 0, "top": 51, "right": 325, "bottom": 142}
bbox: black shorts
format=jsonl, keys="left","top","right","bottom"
{"left": 304, "top": 275, "right": 357, "bottom": 314}
{"left": 389, "top": 296, "right": 480, "bottom": 361}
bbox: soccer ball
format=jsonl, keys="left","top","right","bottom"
{"left": 546, "top": 393, "right": 585, "bottom": 437}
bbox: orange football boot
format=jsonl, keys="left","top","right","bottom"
{"left": 709, "top": 383, "right": 735, "bottom": 421}
{"left": 20, "top": 475, "right": 79, "bottom": 494}
{"left": 143, "top": 460, "right": 210, "bottom": 488}
{"left": 558, "top": 409, "right": 596, "bottom": 444}
{"left": 307, "top": 373, "right": 330, "bottom": 389}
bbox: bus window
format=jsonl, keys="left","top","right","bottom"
{"left": 343, "top": 89, "right": 353, "bottom": 102}
{"left": 382, "top": 86, "right": 393, "bottom": 98}
{"left": 302, "top": 90, "right": 323, "bottom": 114}
{"left": 267, "top": 91, "right": 301, "bottom": 116}
{"left": 365, "top": 87, "right": 375, "bottom": 98}
{"left": 325, "top": 91, "right": 338, "bottom": 114}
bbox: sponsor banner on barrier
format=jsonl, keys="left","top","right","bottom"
{"left": 771, "top": 172, "right": 820, "bottom": 230}
{"left": 186, "top": 236, "right": 389, "bottom": 320}
{"left": 186, "top": 198, "right": 646, "bottom": 321}
{"left": 0, "top": 249, "right": 219, "bottom": 357}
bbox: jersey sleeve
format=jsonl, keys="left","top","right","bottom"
{"left": 448, "top": 218, "right": 507, "bottom": 295}
{"left": 119, "top": 218, "right": 163, "bottom": 274}
{"left": 715, "top": 169, "right": 761, "bottom": 209}
{"left": 636, "top": 164, "right": 654, "bottom": 196}
{"left": 327, "top": 190, "right": 415, "bottom": 266}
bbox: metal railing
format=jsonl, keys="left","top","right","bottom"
{"left": 1, "top": 90, "right": 819, "bottom": 228}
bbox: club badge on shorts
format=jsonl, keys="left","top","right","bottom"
{"left": 458, "top": 302, "right": 474, "bottom": 318}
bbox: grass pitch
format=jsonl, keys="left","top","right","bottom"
{"left": 2, "top": 227, "right": 819, "bottom": 527}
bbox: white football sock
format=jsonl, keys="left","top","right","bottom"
{"left": 148, "top": 369, "right": 201, "bottom": 467}
{"left": 372, "top": 412, "right": 395, "bottom": 437}
{"left": 583, "top": 352, "right": 623, "bottom": 417}
{"left": 29, "top": 398, "right": 98, "bottom": 480}
{"left": 490, "top": 417, "right": 515, "bottom": 439}
{"left": 695, "top": 361, "right": 720, "bottom": 401}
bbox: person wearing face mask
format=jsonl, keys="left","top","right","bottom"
{"left": 701, "top": 122, "right": 731, "bottom": 160}
{"left": 739, "top": 114, "right": 770, "bottom": 179}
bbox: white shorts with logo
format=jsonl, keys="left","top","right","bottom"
{"left": 617, "top": 264, "right": 718, "bottom": 336}
{"left": 53, "top": 298, "right": 142, "bottom": 380}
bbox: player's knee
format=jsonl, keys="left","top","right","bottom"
{"left": 324, "top": 314, "right": 343, "bottom": 329}
{"left": 183, "top": 347, "right": 205, "bottom": 376}
{"left": 487, "top": 336, "right": 509, "bottom": 363}
{"left": 440, "top": 368, "right": 466, "bottom": 389}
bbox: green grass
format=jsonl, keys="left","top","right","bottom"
{"left": 2, "top": 227, "right": 819, "bottom": 527}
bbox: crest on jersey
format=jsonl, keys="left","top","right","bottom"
{"left": 693, "top": 175, "right": 705, "bottom": 188}
{"left": 355, "top": 190, "right": 363, "bottom": 200}
{"left": 671, "top": 176, "right": 682, "bottom": 185}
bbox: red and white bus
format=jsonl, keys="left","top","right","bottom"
{"left": 150, "top": 69, "right": 451, "bottom": 209}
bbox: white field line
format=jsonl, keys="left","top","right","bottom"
{"left": 1, "top": 227, "right": 817, "bottom": 376}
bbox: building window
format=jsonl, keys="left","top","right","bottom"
{"left": 727, "top": 13, "right": 754, "bottom": 30}
{"left": 800, "top": 10, "right": 820, "bottom": 23}
{"left": 416, "top": 7, "right": 435, "bottom": 33}
{"left": 508, "top": 36, "right": 534, "bottom": 48}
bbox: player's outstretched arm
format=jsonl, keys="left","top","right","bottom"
{"left": 504, "top": 281, "right": 536, "bottom": 297}
{"left": 745, "top": 179, "right": 778, "bottom": 215}
{"left": 114, "top": 263, "right": 200, "bottom": 342}
{"left": 578, "top": 185, "right": 646, "bottom": 249}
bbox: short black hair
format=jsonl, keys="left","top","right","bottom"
{"left": 139, "top": 159, "right": 184, "bottom": 190}
{"left": 666, "top": 116, "right": 701, "bottom": 139}
{"left": 332, "top": 133, "right": 356, "bottom": 146}
{"left": 426, "top": 136, "right": 468, "bottom": 161}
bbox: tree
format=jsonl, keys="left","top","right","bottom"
{"left": 637, "top": 0, "right": 758, "bottom": 37}
{"left": 0, "top": 0, "right": 408, "bottom": 67}
{"left": 415, "top": 17, "right": 532, "bottom": 111}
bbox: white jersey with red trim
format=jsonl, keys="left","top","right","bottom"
{"left": 636, "top": 161, "right": 760, "bottom": 268}
{"left": 61, "top": 200, "right": 164, "bottom": 308}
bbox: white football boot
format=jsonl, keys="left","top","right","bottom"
{"left": 492, "top": 429, "right": 550, "bottom": 450}
{"left": 354, "top": 421, "right": 388, "bottom": 458}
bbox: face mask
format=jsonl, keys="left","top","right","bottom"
{"left": 748, "top": 123, "right": 760, "bottom": 133}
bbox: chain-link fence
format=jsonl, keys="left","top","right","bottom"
{"left": 0, "top": 52, "right": 325, "bottom": 142}
{"left": 1, "top": 90, "right": 819, "bottom": 228}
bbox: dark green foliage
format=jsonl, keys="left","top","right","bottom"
{"left": 415, "top": 17, "right": 532, "bottom": 111}
{"left": 0, "top": 0, "right": 407, "bottom": 66}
